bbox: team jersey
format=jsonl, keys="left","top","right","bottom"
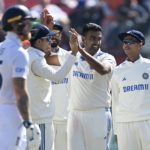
{"left": 51, "top": 47, "right": 71, "bottom": 121}
{"left": 0, "top": 32, "right": 29, "bottom": 105}
{"left": 27, "top": 47, "right": 76, "bottom": 124}
{"left": 111, "top": 56, "right": 150, "bottom": 133}
{"left": 59, "top": 49, "right": 116, "bottom": 111}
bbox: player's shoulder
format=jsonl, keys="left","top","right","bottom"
{"left": 27, "top": 47, "right": 40, "bottom": 58}
{"left": 115, "top": 60, "right": 126, "bottom": 69}
{"left": 97, "top": 50, "right": 115, "bottom": 60}
{"left": 16, "top": 47, "right": 29, "bottom": 62}
{"left": 96, "top": 51, "right": 116, "bottom": 67}
{"left": 141, "top": 57, "right": 150, "bottom": 64}
{"left": 1, "top": 38, "right": 19, "bottom": 51}
{"left": 112, "top": 61, "right": 126, "bottom": 76}
{"left": 4, "top": 39, "right": 28, "bottom": 59}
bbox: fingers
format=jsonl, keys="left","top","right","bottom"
{"left": 69, "top": 28, "right": 78, "bottom": 44}
{"left": 69, "top": 28, "right": 78, "bottom": 37}
{"left": 40, "top": 8, "right": 54, "bottom": 30}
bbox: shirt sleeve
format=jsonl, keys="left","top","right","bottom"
{"left": 12, "top": 50, "right": 29, "bottom": 79}
{"left": 98, "top": 54, "right": 117, "bottom": 72}
{"left": 31, "top": 54, "right": 76, "bottom": 81}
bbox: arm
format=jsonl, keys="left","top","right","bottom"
{"left": 33, "top": 29, "right": 79, "bottom": 81}
{"left": 45, "top": 51, "right": 77, "bottom": 66}
{"left": 13, "top": 77, "right": 41, "bottom": 149}
{"left": 12, "top": 50, "right": 31, "bottom": 121}
{"left": 45, "top": 28, "right": 78, "bottom": 66}
{"left": 13, "top": 51, "right": 41, "bottom": 148}
{"left": 13, "top": 77, "right": 30, "bottom": 121}
{"left": 79, "top": 48, "right": 113, "bottom": 75}
{"left": 32, "top": 54, "right": 76, "bottom": 82}
{"left": 45, "top": 54, "right": 61, "bottom": 66}
{"left": 70, "top": 29, "right": 116, "bottom": 75}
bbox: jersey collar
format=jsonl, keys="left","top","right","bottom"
{"left": 125, "top": 55, "right": 143, "bottom": 65}
{"left": 29, "top": 46, "right": 45, "bottom": 57}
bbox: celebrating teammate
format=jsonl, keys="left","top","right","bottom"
{"left": 0, "top": 5, "right": 41, "bottom": 150}
{"left": 111, "top": 30, "right": 150, "bottom": 150}
{"left": 50, "top": 21, "right": 71, "bottom": 150}
{"left": 26, "top": 23, "right": 78, "bottom": 150}
{"left": 46, "top": 23, "right": 116, "bottom": 150}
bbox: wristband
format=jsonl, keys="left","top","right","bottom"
{"left": 23, "top": 120, "right": 32, "bottom": 128}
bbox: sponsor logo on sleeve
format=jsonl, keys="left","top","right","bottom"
{"left": 15, "top": 67, "right": 25, "bottom": 73}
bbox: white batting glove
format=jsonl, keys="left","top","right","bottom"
{"left": 23, "top": 121, "right": 41, "bottom": 149}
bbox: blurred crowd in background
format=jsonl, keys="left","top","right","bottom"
{"left": 0, "top": 0, "right": 150, "bottom": 65}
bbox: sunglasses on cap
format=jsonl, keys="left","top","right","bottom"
{"left": 122, "top": 39, "right": 140, "bottom": 45}
{"left": 52, "top": 30, "right": 62, "bottom": 39}
{"left": 41, "top": 36, "right": 52, "bottom": 43}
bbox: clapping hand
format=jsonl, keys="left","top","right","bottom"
{"left": 40, "top": 8, "right": 54, "bottom": 30}
{"left": 69, "top": 28, "right": 81, "bottom": 55}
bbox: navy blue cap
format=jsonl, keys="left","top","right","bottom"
{"left": 30, "top": 24, "right": 56, "bottom": 42}
{"left": 118, "top": 30, "right": 145, "bottom": 44}
{"left": 53, "top": 21, "right": 63, "bottom": 31}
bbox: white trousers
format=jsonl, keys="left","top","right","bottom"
{"left": 53, "top": 121, "right": 67, "bottom": 150}
{"left": 116, "top": 120, "right": 150, "bottom": 150}
{"left": 67, "top": 108, "right": 111, "bottom": 150}
{"left": 0, "top": 105, "right": 27, "bottom": 150}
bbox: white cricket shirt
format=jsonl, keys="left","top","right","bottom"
{"left": 59, "top": 49, "right": 116, "bottom": 111}
{"left": 111, "top": 56, "right": 150, "bottom": 133}
{"left": 0, "top": 32, "right": 29, "bottom": 105}
{"left": 27, "top": 47, "right": 76, "bottom": 123}
{"left": 51, "top": 47, "right": 71, "bottom": 121}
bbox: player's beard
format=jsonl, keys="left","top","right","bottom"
{"left": 86, "top": 46, "right": 100, "bottom": 55}
{"left": 51, "top": 42, "right": 58, "bottom": 48}
{"left": 51, "top": 38, "right": 60, "bottom": 48}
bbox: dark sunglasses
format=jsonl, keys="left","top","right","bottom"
{"left": 122, "top": 40, "right": 140, "bottom": 45}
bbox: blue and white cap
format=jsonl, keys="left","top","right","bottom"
{"left": 30, "top": 24, "right": 56, "bottom": 42}
{"left": 118, "top": 30, "right": 145, "bottom": 44}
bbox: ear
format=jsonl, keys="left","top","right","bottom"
{"left": 140, "top": 42, "right": 144, "bottom": 47}
{"left": 37, "top": 39, "right": 41, "bottom": 44}
{"left": 34, "top": 39, "right": 41, "bottom": 46}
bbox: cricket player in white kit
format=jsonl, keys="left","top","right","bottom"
{"left": 46, "top": 23, "right": 116, "bottom": 150}
{"left": 50, "top": 22, "right": 70, "bottom": 150}
{"left": 27, "top": 24, "right": 78, "bottom": 150}
{"left": 111, "top": 30, "right": 150, "bottom": 150}
{"left": 0, "top": 5, "right": 41, "bottom": 150}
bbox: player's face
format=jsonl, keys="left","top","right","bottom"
{"left": 122, "top": 35, "right": 142, "bottom": 58}
{"left": 83, "top": 30, "right": 102, "bottom": 55}
{"left": 51, "top": 30, "right": 62, "bottom": 48}
{"left": 39, "top": 37, "right": 52, "bottom": 54}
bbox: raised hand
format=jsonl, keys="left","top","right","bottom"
{"left": 69, "top": 28, "right": 80, "bottom": 55}
{"left": 40, "top": 8, "right": 54, "bottom": 30}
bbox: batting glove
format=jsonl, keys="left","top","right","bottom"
{"left": 23, "top": 121, "right": 41, "bottom": 150}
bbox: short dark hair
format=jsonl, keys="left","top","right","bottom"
{"left": 82, "top": 23, "right": 102, "bottom": 36}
